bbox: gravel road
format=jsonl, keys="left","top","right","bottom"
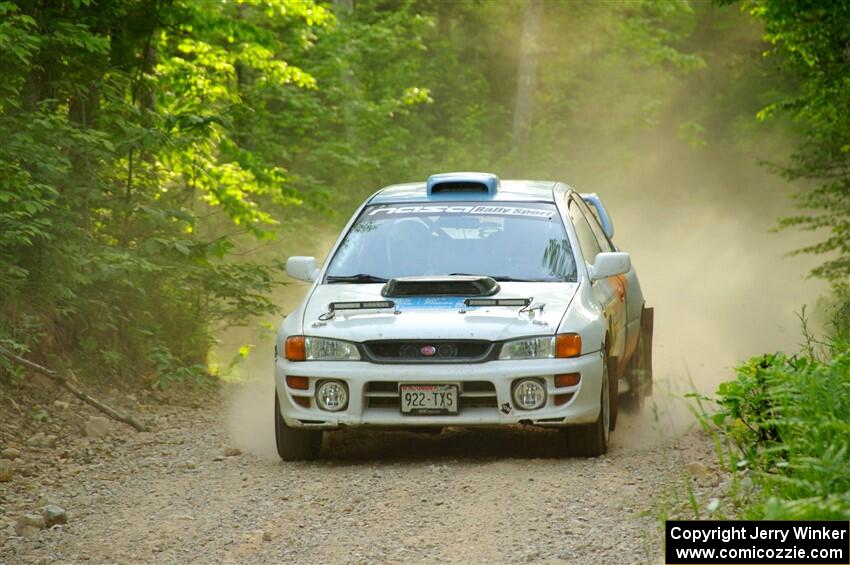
{"left": 1, "top": 384, "right": 719, "bottom": 565}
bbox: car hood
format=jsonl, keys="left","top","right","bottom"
{"left": 301, "top": 282, "right": 578, "bottom": 341}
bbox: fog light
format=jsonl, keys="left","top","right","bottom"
{"left": 512, "top": 378, "right": 546, "bottom": 410}
{"left": 315, "top": 380, "right": 348, "bottom": 412}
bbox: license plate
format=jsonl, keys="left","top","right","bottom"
{"left": 399, "top": 384, "right": 458, "bottom": 415}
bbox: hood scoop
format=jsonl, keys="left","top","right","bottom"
{"left": 381, "top": 276, "right": 500, "bottom": 297}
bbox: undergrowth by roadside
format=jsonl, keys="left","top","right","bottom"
{"left": 689, "top": 305, "right": 850, "bottom": 520}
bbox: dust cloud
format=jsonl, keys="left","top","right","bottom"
{"left": 221, "top": 150, "right": 826, "bottom": 456}
{"left": 589, "top": 140, "right": 828, "bottom": 444}
{"left": 222, "top": 237, "right": 336, "bottom": 459}
{"left": 220, "top": 116, "right": 827, "bottom": 455}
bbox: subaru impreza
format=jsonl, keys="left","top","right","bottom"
{"left": 275, "top": 172, "right": 653, "bottom": 459}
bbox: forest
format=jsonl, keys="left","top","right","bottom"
{"left": 0, "top": 0, "right": 848, "bottom": 526}
{"left": 1, "top": 0, "right": 847, "bottom": 380}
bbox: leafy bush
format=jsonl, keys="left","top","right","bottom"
{"left": 0, "top": 0, "right": 329, "bottom": 386}
{"left": 710, "top": 336, "right": 850, "bottom": 519}
{"left": 147, "top": 346, "right": 209, "bottom": 390}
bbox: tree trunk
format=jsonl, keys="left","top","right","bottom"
{"left": 334, "top": 0, "right": 361, "bottom": 146}
{"left": 437, "top": 1, "right": 452, "bottom": 38}
{"left": 69, "top": 85, "right": 100, "bottom": 128}
{"left": 512, "top": 0, "right": 544, "bottom": 157}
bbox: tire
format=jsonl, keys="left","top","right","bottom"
{"left": 565, "top": 354, "right": 610, "bottom": 457}
{"left": 274, "top": 392, "right": 322, "bottom": 461}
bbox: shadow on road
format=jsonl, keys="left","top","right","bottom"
{"left": 316, "top": 426, "right": 576, "bottom": 464}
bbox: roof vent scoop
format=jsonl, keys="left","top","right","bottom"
{"left": 426, "top": 172, "right": 500, "bottom": 196}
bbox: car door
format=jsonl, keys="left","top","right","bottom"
{"left": 575, "top": 196, "right": 643, "bottom": 363}
{"left": 567, "top": 197, "right": 626, "bottom": 361}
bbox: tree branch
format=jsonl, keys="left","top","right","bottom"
{"left": 0, "top": 346, "right": 148, "bottom": 432}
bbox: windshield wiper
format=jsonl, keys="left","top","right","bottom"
{"left": 326, "top": 274, "right": 389, "bottom": 284}
{"left": 471, "top": 274, "right": 546, "bottom": 282}
{"left": 449, "top": 273, "right": 549, "bottom": 283}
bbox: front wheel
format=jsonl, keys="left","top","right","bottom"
{"left": 274, "top": 392, "right": 322, "bottom": 461}
{"left": 565, "top": 354, "right": 610, "bottom": 457}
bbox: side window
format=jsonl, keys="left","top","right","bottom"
{"left": 575, "top": 198, "right": 614, "bottom": 252}
{"left": 568, "top": 199, "right": 601, "bottom": 265}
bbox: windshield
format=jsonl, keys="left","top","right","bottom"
{"left": 325, "top": 201, "right": 577, "bottom": 283}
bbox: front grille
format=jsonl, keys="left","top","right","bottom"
{"left": 462, "top": 381, "right": 495, "bottom": 393}
{"left": 366, "top": 381, "right": 398, "bottom": 393}
{"left": 364, "top": 381, "right": 498, "bottom": 409}
{"left": 365, "top": 396, "right": 399, "bottom": 408}
{"left": 362, "top": 340, "right": 495, "bottom": 363}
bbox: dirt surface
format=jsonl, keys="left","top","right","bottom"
{"left": 0, "top": 380, "right": 722, "bottom": 565}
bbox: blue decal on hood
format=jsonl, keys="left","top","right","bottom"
{"left": 394, "top": 297, "right": 478, "bottom": 310}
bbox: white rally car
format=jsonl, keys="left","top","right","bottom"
{"left": 275, "top": 173, "right": 653, "bottom": 459}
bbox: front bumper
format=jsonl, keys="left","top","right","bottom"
{"left": 274, "top": 352, "right": 603, "bottom": 429}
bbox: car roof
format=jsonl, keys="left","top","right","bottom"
{"left": 369, "top": 179, "right": 562, "bottom": 204}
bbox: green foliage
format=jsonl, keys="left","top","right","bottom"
{"left": 709, "top": 336, "right": 850, "bottom": 519}
{"left": 0, "top": 0, "right": 328, "bottom": 385}
{"left": 3, "top": 0, "right": 830, "bottom": 390}
{"left": 735, "top": 0, "right": 850, "bottom": 288}
{"left": 0, "top": 0, "right": 518, "bottom": 386}
{"left": 0, "top": 3, "right": 39, "bottom": 110}
{"left": 147, "top": 345, "right": 209, "bottom": 390}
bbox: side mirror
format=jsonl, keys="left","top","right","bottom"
{"left": 589, "top": 252, "right": 630, "bottom": 281}
{"left": 286, "top": 256, "right": 320, "bottom": 282}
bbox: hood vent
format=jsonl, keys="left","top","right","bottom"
{"left": 381, "top": 276, "right": 500, "bottom": 297}
{"left": 426, "top": 172, "right": 500, "bottom": 196}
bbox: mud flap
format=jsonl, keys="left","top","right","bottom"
{"left": 608, "top": 355, "right": 619, "bottom": 431}
{"left": 641, "top": 307, "right": 654, "bottom": 395}
{"left": 622, "top": 306, "right": 653, "bottom": 413}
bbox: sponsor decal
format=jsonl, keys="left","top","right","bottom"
{"left": 367, "top": 204, "right": 555, "bottom": 220}
{"left": 394, "top": 297, "right": 473, "bottom": 310}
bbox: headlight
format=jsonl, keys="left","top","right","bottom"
{"left": 306, "top": 337, "right": 360, "bottom": 360}
{"left": 498, "top": 334, "right": 582, "bottom": 360}
{"left": 499, "top": 336, "right": 554, "bottom": 360}
{"left": 512, "top": 378, "right": 546, "bottom": 410}
{"left": 285, "top": 336, "right": 360, "bottom": 361}
{"left": 316, "top": 380, "right": 348, "bottom": 411}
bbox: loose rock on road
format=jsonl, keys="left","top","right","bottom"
{"left": 1, "top": 389, "right": 718, "bottom": 564}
